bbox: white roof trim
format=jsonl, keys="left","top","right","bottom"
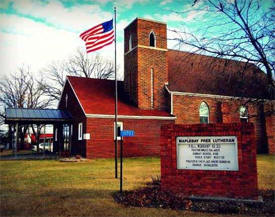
{"left": 165, "top": 85, "right": 268, "bottom": 101}
{"left": 67, "top": 78, "right": 86, "bottom": 116}
{"left": 86, "top": 113, "right": 176, "bottom": 120}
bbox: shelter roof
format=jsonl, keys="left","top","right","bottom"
{"left": 5, "top": 108, "right": 72, "bottom": 124}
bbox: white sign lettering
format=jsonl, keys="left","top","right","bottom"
{"left": 177, "top": 136, "right": 238, "bottom": 171}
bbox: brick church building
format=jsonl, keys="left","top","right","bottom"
{"left": 57, "top": 18, "right": 274, "bottom": 158}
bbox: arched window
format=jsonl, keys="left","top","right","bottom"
{"left": 199, "top": 102, "right": 209, "bottom": 123}
{"left": 129, "top": 34, "right": 132, "bottom": 51}
{"left": 149, "top": 31, "right": 156, "bottom": 47}
{"left": 240, "top": 106, "right": 248, "bottom": 122}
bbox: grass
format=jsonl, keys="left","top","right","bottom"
{"left": 257, "top": 154, "right": 275, "bottom": 190}
{"left": 0, "top": 154, "right": 274, "bottom": 217}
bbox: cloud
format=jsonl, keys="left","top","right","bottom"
{"left": 0, "top": 0, "right": 10, "bottom": 8}
{"left": 167, "top": 33, "right": 197, "bottom": 52}
{"left": 0, "top": 13, "right": 80, "bottom": 77}
{"left": 115, "top": 0, "right": 149, "bottom": 9}
{"left": 117, "top": 18, "right": 131, "bottom": 36}
{"left": 161, "top": 12, "right": 185, "bottom": 22}
{"left": 160, "top": 0, "right": 173, "bottom": 6}
{"left": 11, "top": 0, "right": 112, "bottom": 32}
{"left": 143, "top": 14, "right": 155, "bottom": 20}
{"left": 0, "top": 0, "right": 126, "bottom": 79}
{"left": 182, "top": 9, "right": 207, "bottom": 22}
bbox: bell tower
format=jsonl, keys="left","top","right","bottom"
{"left": 124, "top": 18, "right": 168, "bottom": 110}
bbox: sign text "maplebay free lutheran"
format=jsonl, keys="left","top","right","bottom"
{"left": 176, "top": 136, "right": 238, "bottom": 171}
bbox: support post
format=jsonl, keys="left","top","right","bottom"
{"left": 70, "top": 124, "right": 73, "bottom": 155}
{"left": 36, "top": 124, "right": 40, "bottom": 154}
{"left": 43, "top": 125, "right": 46, "bottom": 157}
{"left": 120, "top": 138, "right": 123, "bottom": 193}
{"left": 8, "top": 125, "right": 12, "bottom": 150}
{"left": 58, "top": 124, "right": 62, "bottom": 156}
{"left": 114, "top": 5, "right": 118, "bottom": 179}
{"left": 14, "top": 123, "right": 18, "bottom": 157}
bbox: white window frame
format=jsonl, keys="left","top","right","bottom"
{"left": 78, "top": 122, "right": 83, "bottom": 140}
{"left": 114, "top": 122, "right": 123, "bottom": 140}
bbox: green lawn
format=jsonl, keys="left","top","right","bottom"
{"left": 0, "top": 155, "right": 274, "bottom": 217}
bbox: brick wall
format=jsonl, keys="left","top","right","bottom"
{"left": 124, "top": 48, "right": 138, "bottom": 106}
{"left": 172, "top": 94, "right": 272, "bottom": 153}
{"left": 160, "top": 123, "right": 258, "bottom": 200}
{"left": 85, "top": 118, "right": 174, "bottom": 158}
{"left": 137, "top": 47, "right": 168, "bottom": 110}
{"left": 124, "top": 18, "right": 168, "bottom": 110}
{"left": 124, "top": 20, "right": 138, "bottom": 105}
{"left": 136, "top": 19, "right": 167, "bottom": 49}
{"left": 265, "top": 101, "right": 275, "bottom": 154}
{"left": 58, "top": 81, "right": 87, "bottom": 157}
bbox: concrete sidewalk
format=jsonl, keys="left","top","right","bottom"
{"left": 0, "top": 153, "right": 58, "bottom": 160}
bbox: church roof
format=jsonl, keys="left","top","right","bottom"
{"left": 67, "top": 76, "right": 172, "bottom": 117}
{"left": 167, "top": 49, "right": 271, "bottom": 99}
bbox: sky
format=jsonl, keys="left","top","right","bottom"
{"left": 0, "top": 0, "right": 273, "bottom": 80}
{"left": 0, "top": 0, "right": 213, "bottom": 80}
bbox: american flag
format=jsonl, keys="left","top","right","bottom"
{"left": 80, "top": 19, "right": 114, "bottom": 53}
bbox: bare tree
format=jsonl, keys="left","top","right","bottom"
{"left": 40, "top": 61, "right": 68, "bottom": 102}
{"left": 41, "top": 49, "right": 115, "bottom": 101}
{"left": 0, "top": 66, "right": 54, "bottom": 148}
{"left": 0, "top": 66, "right": 53, "bottom": 112}
{"left": 171, "top": 0, "right": 274, "bottom": 98}
{"left": 67, "top": 49, "right": 114, "bottom": 79}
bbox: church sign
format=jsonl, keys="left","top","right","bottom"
{"left": 161, "top": 123, "right": 259, "bottom": 200}
{"left": 176, "top": 136, "right": 238, "bottom": 171}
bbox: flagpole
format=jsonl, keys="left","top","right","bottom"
{"left": 114, "top": 5, "right": 118, "bottom": 179}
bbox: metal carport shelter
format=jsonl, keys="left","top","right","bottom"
{"left": 5, "top": 108, "right": 72, "bottom": 156}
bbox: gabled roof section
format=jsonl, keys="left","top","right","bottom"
{"left": 167, "top": 50, "right": 271, "bottom": 99}
{"left": 67, "top": 76, "right": 172, "bottom": 117}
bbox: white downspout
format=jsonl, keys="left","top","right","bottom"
{"left": 171, "top": 92, "right": 173, "bottom": 115}
{"left": 165, "top": 84, "right": 174, "bottom": 115}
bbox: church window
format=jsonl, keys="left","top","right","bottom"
{"left": 199, "top": 102, "right": 209, "bottom": 124}
{"left": 149, "top": 31, "right": 156, "bottom": 47}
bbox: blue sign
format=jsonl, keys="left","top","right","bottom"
{"left": 120, "top": 130, "right": 135, "bottom": 137}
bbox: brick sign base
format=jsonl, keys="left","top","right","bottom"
{"left": 160, "top": 123, "right": 259, "bottom": 200}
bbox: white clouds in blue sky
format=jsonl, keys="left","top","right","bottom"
{"left": 0, "top": 0, "right": 206, "bottom": 79}
{"left": 0, "top": 0, "right": 116, "bottom": 78}
{"left": 0, "top": 0, "right": 272, "bottom": 79}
